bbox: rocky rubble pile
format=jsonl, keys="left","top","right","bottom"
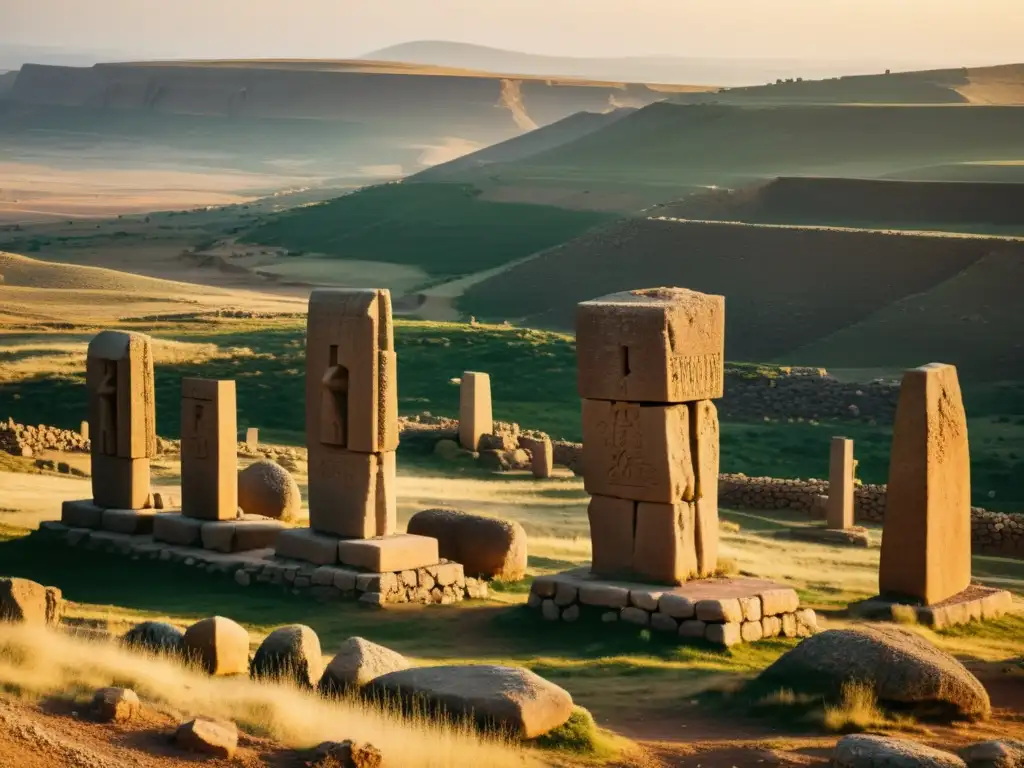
{"left": 0, "top": 418, "right": 89, "bottom": 457}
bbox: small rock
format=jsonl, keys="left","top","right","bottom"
{"left": 311, "top": 740, "right": 383, "bottom": 768}
{"left": 960, "top": 740, "right": 1024, "bottom": 768}
{"left": 834, "top": 735, "right": 965, "bottom": 768}
{"left": 89, "top": 687, "right": 141, "bottom": 723}
{"left": 182, "top": 616, "right": 250, "bottom": 676}
{"left": 319, "top": 637, "right": 410, "bottom": 695}
{"left": 175, "top": 718, "right": 238, "bottom": 759}
{"left": 251, "top": 625, "right": 323, "bottom": 688}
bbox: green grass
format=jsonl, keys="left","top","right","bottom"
{"left": 240, "top": 182, "right": 615, "bottom": 277}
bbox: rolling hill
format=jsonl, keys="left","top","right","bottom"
{"left": 456, "top": 218, "right": 1024, "bottom": 379}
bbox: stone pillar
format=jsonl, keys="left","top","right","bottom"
{"left": 86, "top": 331, "right": 156, "bottom": 509}
{"left": 79, "top": 420, "right": 89, "bottom": 441}
{"left": 826, "top": 437, "right": 855, "bottom": 530}
{"left": 180, "top": 378, "right": 238, "bottom": 520}
{"left": 577, "top": 287, "right": 725, "bottom": 584}
{"left": 458, "top": 372, "right": 492, "bottom": 451}
{"left": 305, "top": 289, "right": 398, "bottom": 538}
{"left": 879, "top": 363, "right": 971, "bottom": 605}
{"left": 520, "top": 435, "right": 553, "bottom": 479}
{"left": 245, "top": 427, "right": 258, "bottom": 450}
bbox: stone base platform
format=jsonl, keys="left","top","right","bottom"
{"left": 35, "top": 521, "right": 488, "bottom": 606}
{"left": 527, "top": 568, "right": 817, "bottom": 647}
{"left": 850, "top": 585, "right": 1013, "bottom": 629}
{"left": 65, "top": 501, "right": 285, "bottom": 554}
{"left": 275, "top": 528, "right": 440, "bottom": 572}
{"left": 783, "top": 525, "right": 871, "bottom": 548}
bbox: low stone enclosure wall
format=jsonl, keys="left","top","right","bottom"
{"left": 719, "top": 474, "right": 1024, "bottom": 559}
{"left": 33, "top": 521, "right": 489, "bottom": 607}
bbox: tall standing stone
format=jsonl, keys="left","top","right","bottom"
{"left": 80, "top": 420, "right": 89, "bottom": 441}
{"left": 305, "top": 289, "right": 398, "bottom": 539}
{"left": 827, "top": 437, "right": 855, "bottom": 530}
{"left": 577, "top": 288, "right": 725, "bottom": 585}
{"left": 180, "top": 379, "right": 237, "bottom": 521}
{"left": 245, "top": 427, "right": 258, "bottom": 450}
{"left": 879, "top": 363, "right": 971, "bottom": 605}
{"left": 86, "top": 331, "right": 156, "bottom": 509}
{"left": 459, "top": 372, "right": 492, "bottom": 451}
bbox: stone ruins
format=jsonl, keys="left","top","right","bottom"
{"left": 180, "top": 379, "right": 237, "bottom": 521}
{"left": 855, "top": 362, "right": 1011, "bottom": 627}
{"left": 578, "top": 287, "right": 724, "bottom": 584}
{"left": 458, "top": 371, "right": 493, "bottom": 451}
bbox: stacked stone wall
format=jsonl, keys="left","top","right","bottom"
{"left": 1, "top": 418, "right": 89, "bottom": 456}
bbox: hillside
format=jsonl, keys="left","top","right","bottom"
{"left": 457, "top": 218, "right": 1024, "bottom": 378}
{"left": 661, "top": 177, "right": 1024, "bottom": 234}
{"left": 240, "top": 182, "right": 616, "bottom": 277}
{"left": 472, "top": 102, "right": 1024, "bottom": 188}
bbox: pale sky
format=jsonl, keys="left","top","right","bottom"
{"left": 2, "top": 0, "right": 1022, "bottom": 65}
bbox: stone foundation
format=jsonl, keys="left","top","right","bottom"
{"left": 35, "top": 521, "right": 488, "bottom": 606}
{"left": 527, "top": 568, "right": 816, "bottom": 647}
{"left": 849, "top": 585, "right": 1013, "bottom": 630}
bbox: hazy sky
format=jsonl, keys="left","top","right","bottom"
{"left": 3, "top": 0, "right": 1022, "bottom": 65}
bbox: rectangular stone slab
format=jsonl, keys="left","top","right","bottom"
{"left": 86, "top": 330, "right": 156, "bottom": 460}
{"left": 275, "top": 527, "right": 340, "bottom": 565}
{"left": 307, "top": 448, "right": 380, "bottom": 539}
{"left": 180, "top": 378, "right": 238, "bottom": 521}
{"left": 337, "top": 534, "right": 440, "bottom": 572}
{"left": 633, "top": 501, "right": 698, "bottom": 585}
{"left": 152, "top": 513, "right": 205, "bottom": 546}
{"left": 827, "top": 437, "right": 855, "bottom": 530}
{"left": 576, "top": 287, "right": 725, "bottom": 403}
{"left": 201, "top": 520, "right": 285, "bottom": 553}
{"left": 520, "top": 435, "right": 553, "bottom": 479}
{"left": 587, "top": 495, "right": 635, "bottom": 578}
{"left": 91, "top": 455, "right": 151, "bottom": 510}
{"left": 101, "top": 508, "right": 157, "bottom": 535}
{"left": 879, "top": 363, "right": 971, "bottom": 606}
{"left": 458, "top": 372, "right": 493, "bottom": 451}
{"left": 582, "top": 399, "right": 695, "bottom": 504}
{"left": 61, "top": 499, "right": 103, "bottom": 529}
{"left": 691, "top": 400, "right": 720, "bottom": 577}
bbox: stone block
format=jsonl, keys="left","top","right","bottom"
{"left": 980, "top": 589, "right": 1013, "bottom": 620}
{"left": 307, "top": 449, "right": 386, "bottom": 539}
{"left": 650, "top": 613, "right": 679, "bottom": 633}
{"left": 620, "top": 606, "right": 650, "bottom": 626}
{"left": 519, "top": 435, "right": 553, "bottom": 479}
{"left": 62, "top": 499, "right": 103, "bottom": 529}
{"left": 658, "top": 594, "right": 696, "bottom": 619}
{"left": 180, "top": 378, "right": 237, "bottom": 521}
{"left": 759, "top": 588, "right": 800, "bottom": 616}
{"left": 337, "top": 534, "right": 439, "bottom": 573}
{"left": 632, "top": 501, "right": 698, "bottom": 585}
{"left": 531, "top": 577, "right": 557, "bottom": 599}
{"left": 587, "top": 495, "right": 635, "bottom": 578}
{"left": 275, "top": 528, "right": 340, "bottom": 565}
{"left": 781, "top": 613, "right": 798, "bottom": 638}
{"left": 305, "top": 289, "right": 397, "bottom": 455}
{"left": 91, "top": 455, "right": 151, "bottom": 510}
{"left": 201, "top": 520, "right": 284, "bottom": 553}
{"left": 577, "top": 583, "right": 630, "bottom": 608}
{"left": 741, "top": 620, "right": 764, "bottom": 643}
{"left": 245, "top": 427, "right": 258, "bottom": 449}
{"left": 795, "top": 609, "right": 818, "bottom": 637}
{"left": 678, "top": 619, "right": 707, "bottom": 639}
{"left": 827, "top": 437, "right": 855, "bottom": 530}
{"left": 761, "top": 615, "right": 782, "bottom": 638}
{"left": 576, "top": 287, "right": 725, "bottom": 403}
{"left": 458, "top": 372, "right": 493, "bottom": 451}
{"left": 101, "top": 508, "right": 156, "bottom": 535}
{"left": 553, "top": 583, "right": 578, "bottom": 607}
{"left": 706, "top": 622, "right": 742, "bottom": 647}
{"left": 582, "top": 399, "right": 694, "bottom": 504}
{"left": 86, "top": 330, "right": 156, "bottom": 461}
{"left": 562, "top": 605, "right": 580, "bottom": 623}
{"left": 692, "top": 400, "right": 720, "bottom": 577}
{"left": 375, "top": 450, "right": 397, "bottom": 537}
{"left": 541, "top": 599, "right": 560, "bottom": 621}
{"left": 152, "top": 513, "right": 205, "bottom": 546}
{"left": 739, "top": 596, "right": 762, "bottom": 622}
{"left": 695, "top": 598, "right": 743, "bottom": 623}
{"left": 879, "top": 363, "right": 971, "bottom": 606}
{"left": 630, "top": 589, "right": 662, "bottom": 612}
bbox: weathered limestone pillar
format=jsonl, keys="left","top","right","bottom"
{"left": 180, "top": 378, "right": 237, "bottom": 520}
{"left": 80, "top": 420, "right": 89, "bottom": 441}
{"left": 245, "top": 427, "right": 258, "bottom": 450}
{"left": 879, "top": 363, "right": 971, "bottom": 605}
{"left": 827, "top": 437, "right": 855, "bottom": 530}
{"left": 305, "top": 289, "right": 399, "bottom": 538}
{"left": 520, "top": 435, "right": 553, "bottom": 479}
{"left": 577, "top": 287, "right": 725, "bottom": 584}
{"left": 458, "top": 372, "right": 492, "bottom": 451}
{"left": 86, "top": 331, "right": 156, "bottom": 509}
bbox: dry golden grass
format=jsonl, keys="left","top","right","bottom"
{"left": 0, "top": 622, "right": 542, "bottom": 768}
{"left": 0, "top": 252, "right": 227, "bottom": 294}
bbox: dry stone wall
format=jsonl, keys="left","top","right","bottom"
{"left": 1, "top": 418, "right": 89, "bottom": 456}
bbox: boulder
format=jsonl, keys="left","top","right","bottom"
{"left": 365, "top": 664, "right": 573, "bottom": 738}
{"left": 311, "top": 740, "right": 383, "bottom": 768}
{"left": 238, "top": 460, "right": 302, "bottom": 520}
{"left": 182, "top": 616, "right": 250, "bottom": 676}
{"left": 754, "top": 625, "right": 989, "bottom": 720}
{"left": 960, "top": 740, "right": 1024, "bottom": 768}
{"left": 175, "top": 718, "right": 238, "bottom": 759}
{"left": 833, "top": 735, "right": 965, "bottom": 768}
{"left": 121, "top": 621, "right": 184, "bottom": 655}
{"left": 0, "top": 578, "right": 62, "bottom": 626}
{"left": 319, "top": 636, "right": 410, "bottom": 695}
{"left": 251, "top": 624, "right": 323, "bottom": 688}
{"left": 407, "top": 508, "right": 527, "bottom": 581}
{"left": 89, "top": 687, "right": 141, "bottom": 723}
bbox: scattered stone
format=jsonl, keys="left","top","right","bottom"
{"left": 755, "top": 625, "right": 990, "bottom": 720}
{"left": 959, "top": 740, "right": 1024, "bottom": 768}
{"left": 89, "top": 687, "right": 141, "bottom": 723}
{"left": 238, "top": 460, "right": 302, "bottom": 520}
{"left": 833, "top": 735, "right": 965, "bottom": 768}
{"left": 407, "top": 508, "right": 527, "bottom": 581}
{"left": 121, "top": 621, "right": 184, "bottom": 655}
{"left": 319, "top": 637, "right": 410, "bottom": 695}
{"left": 251, "top": 625, "right": 323, "bottom": 688}
{"left": 175, "top": 717, "right": 238, "bottom": 759}
{"left": 365, "top": 665, "right": 574, "bottom": 738}
{"left": 311, "top": 740, "right": 383, "bottom": 768}
{"left": 182, "top": 616, "right": 250, "bottom": 676}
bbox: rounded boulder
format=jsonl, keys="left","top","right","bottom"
{"left": 0, "top": 577, "right": 63, "bottom": 626}
{"left": 183, "top": 616, "right": 250, "bottom": 676}
{"left": 319, "top": 636, "right": 410, "bottom": 695}
{"left": 753, "top": 625, "right": 990, "bottom": 720}
{"left": 121, "top": 621, "right": 184, "bottom": 655}
{"left": 238, "top": 460, "right": 302, "bottom": 521}
{"left": 407, "top": 508, "right": 527, "bottom": 581}
{"left": 251, "top": 624, "right": 324, "bottom": 688}
{"left": 834, "top": 735, "right": 966, "bottom": 768}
